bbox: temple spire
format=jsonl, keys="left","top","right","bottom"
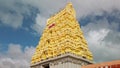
{"left": 31, "top": 2, "right": 93, "bottom": 64}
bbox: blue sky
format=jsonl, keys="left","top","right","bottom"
{"left": 0, "top": 0, "right": 120, "bottom": 68}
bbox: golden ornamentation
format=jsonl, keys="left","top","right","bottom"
{"left": 31, "top": 2, "right": 93, "bottom": 64}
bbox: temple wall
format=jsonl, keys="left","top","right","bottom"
{"left": 30, "top": 53, "right": 93, "bottom": 68}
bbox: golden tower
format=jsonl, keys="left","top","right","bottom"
{"left": 31, "top": 2, "right": 93, "bottom": 68}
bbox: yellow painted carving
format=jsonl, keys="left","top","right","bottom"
{"left": 31, "top": 2, "right": 93, "bottom": 64}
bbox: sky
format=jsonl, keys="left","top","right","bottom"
{"left": 0, "top": 0, "right": 120, "bottom": 68}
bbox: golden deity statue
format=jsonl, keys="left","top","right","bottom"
{"left": 31, "top": 2, "right": 93, "bottom": 64}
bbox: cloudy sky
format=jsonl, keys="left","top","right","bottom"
{"left": 0, "top": 0, "right": 120, "bottom": 68}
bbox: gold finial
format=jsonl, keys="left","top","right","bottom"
{"left": 66, "top": 1, "right": 73, "bottom": 6}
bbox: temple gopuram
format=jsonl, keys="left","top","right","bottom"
{"left": 30, "top": 2, "right": 93, "bottom": 68}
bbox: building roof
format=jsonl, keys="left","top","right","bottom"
{"left": 82, "top": 60, "right": 120, "bottom": 68}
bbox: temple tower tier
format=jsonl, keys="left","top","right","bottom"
{"left": 31, "top": 2, "right": 94, "bottom": 68}
{"left": 31, "top": 53, "right": 93, "bottom": 68}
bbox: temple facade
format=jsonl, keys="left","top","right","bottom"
{"left": 30, "top": 2, "right": 93, "bottom": 68}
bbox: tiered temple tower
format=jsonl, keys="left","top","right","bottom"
{"left": 31, "top": 2, "right": 93, "bottom": 68}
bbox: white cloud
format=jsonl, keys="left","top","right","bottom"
{"left": 87, "top": 29, "right": 110, "bottom": 45}
{"left": 0, "top": 44, "right": 35, "bottom": 68}
{"left": 0, "top": 0, "right": 120, "bottom": 29}
{"left": 81, "top": 18, "right": 120, "bottom": 62}
{"left": 25, "top": 0, "right": 120, "bottom": 35}
{"left": 0, "top": 12, "right": 23, "bottom": 28}
{"left": 21, "top": 0, "right": 120, "bottom": 19}
{"left": 0, "top": 0, "right": 30, "bottom": 29}
{"left": 31, "top": 14, "right": 47, "bottom": 35}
